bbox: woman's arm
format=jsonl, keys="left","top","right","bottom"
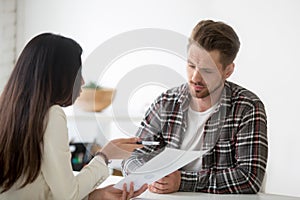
{"left": 42, "top": 106, "right": 109, "bottom": 200}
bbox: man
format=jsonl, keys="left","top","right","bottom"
{"left": 122, "top": 20, "right": 268, "bottom": 194}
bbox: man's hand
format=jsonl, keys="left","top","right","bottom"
{"left": 149, "top": 170, "right": 181, "bottom": 194}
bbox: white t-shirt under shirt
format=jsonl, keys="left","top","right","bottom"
{"left": 181, "top": 104, "right": 218, "bottom": 171}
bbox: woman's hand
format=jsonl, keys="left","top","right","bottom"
{"left": 89, "top": 182, "right": 148, "bottom": 200}
{"left": 100, "top": 137, "right": 143, "bottom": 160}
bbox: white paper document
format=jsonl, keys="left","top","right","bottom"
{"left": 114, "top": 148, "right": 206, "bottom": 191}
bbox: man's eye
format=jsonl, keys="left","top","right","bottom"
{"left": 188, "top": 64, "right": 196, "bottom": 69}
{"left": 201, "top": 69, "right": 214, "bottom": 74}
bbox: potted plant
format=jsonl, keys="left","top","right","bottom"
{"left": 76, "top": 81, "right": 115, "bottom": 112}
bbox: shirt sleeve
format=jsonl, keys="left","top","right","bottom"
{"left": 41, "top": 105, "right": 109, "bottom": 200}
{"left": 179, "top": 100, "right": 268, "bottom": 194}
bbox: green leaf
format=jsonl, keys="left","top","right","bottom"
{"left": 83, "top": 81, "right": 102, "bottom": 89}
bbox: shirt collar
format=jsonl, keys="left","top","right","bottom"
{"left": 177, "top": 83, "right": 191, "bottom": 112}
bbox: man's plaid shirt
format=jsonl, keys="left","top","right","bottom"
{"left": 122, "top": 81, "right": 268, "bottom": 194}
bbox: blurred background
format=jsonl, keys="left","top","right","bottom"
{"left": 0, "top": 0, "right": 299, "bottom": 197}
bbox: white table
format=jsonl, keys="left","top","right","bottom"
{"left": 136, "top": 191, "right": 300, "bottom": 200}
{"left": 99, "top": 176, "right": 300, "bottom": 200}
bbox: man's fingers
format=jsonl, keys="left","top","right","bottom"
{"left": 151, "top": 181, "right": 168, "bottom": 190}
{"left": 149, "top": 185, "right": 167, "bottom": 194}
{"left": 155, "top": 178, "right": 167, "bottom": 184}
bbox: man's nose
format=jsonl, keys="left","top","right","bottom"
{"left": 191, "top": 68, "right": 203, "bottom": 83}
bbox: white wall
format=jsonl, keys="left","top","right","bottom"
{"left": 13, "top": 0, "right": 300, "bottom": 197}
{"left": 0, "top": 0, "right": 16, "bottom": 93}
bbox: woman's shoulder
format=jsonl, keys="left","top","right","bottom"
{"left": 48, "top": 105, "right": 66, "bottom": 118}
{"left": 45, "top": 105, "right": 67, "bottom": 131}
{"left": 44, "top": 105, "right": 68, "bottom": 140}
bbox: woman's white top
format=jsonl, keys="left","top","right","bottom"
{"left": 1, "top": 105, "right": 109, "bottom": 200}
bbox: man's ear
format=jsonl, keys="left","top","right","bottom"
{"left": 224, "top": 63, "right": 235, "bottom": 78}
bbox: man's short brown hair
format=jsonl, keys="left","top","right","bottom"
{"left": 190, "top": 20, "right": 240, "bottom": 67}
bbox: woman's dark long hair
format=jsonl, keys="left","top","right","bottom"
{"left": 0, "top": 33, "right": 83, "bottom": 192}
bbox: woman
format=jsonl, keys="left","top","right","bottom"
{"left": 0, "top": 33, "right": 147, "bottom": 199}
